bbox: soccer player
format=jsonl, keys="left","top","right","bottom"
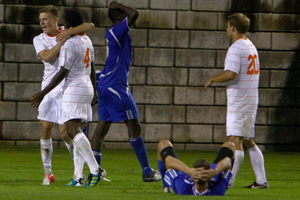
{"left": 91, "top": 1, "right": 161, "bottom": 182}
{"left": 157, "top": 140, "right": 235, "bottom": 196}
{"left": 31, "top": 9, "right": 103, "bottom": 187}
{"left": 33, "top": 5, "right": 94, "bottom": 186}
{"left": 204, "top": 13, "right": 268, "bottom": 189}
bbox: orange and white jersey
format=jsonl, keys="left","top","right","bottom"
{"left": 58, "top": 34, "right": 95, "bottom": 104}
{"left": 225, "top": 38, "right": 259, "bottom": 114}
{"left": 33, "top": 27, "right": 65, "bottom": 94}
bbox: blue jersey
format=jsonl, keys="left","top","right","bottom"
{"left": 164, "top": 164, "right": 232, "bottom": 196}
{"left": 98, "top": 18, "right": 131, "bottom": 89}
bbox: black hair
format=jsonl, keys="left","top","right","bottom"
{"left": 108, "top": 8, "right": 127, "bottom": 23}
{"left": 64, "top": 9, "right": 83, "bottom": 28}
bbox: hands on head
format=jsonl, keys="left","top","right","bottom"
{"left": 190, "top": 167, "right": 215, "bottom": 182}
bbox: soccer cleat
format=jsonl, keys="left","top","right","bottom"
{"left": 143, "top": 169, "right": 162, "bottom": 182}
{"left": 66, "top": 178, "right": 84, "bottom": 186}
{"left": 86, "top": 167, "right": 106, "bottom": 187}
{"left": 86, "top": 173, "right": 100, "bottom": 187}
{"left": 243, "top": 181, "right": 269, "bottom": 189}
{"left": 42, "top": 173, "right": 55, "bottom": 186}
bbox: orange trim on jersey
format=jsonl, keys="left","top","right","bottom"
{"left": 46, "top": 27, "right": 62, "bottom": 37}
{"left": 238, "top": 37, "right": 248, "bottom": 41}
{"left": 75, "top": 33, "right": 86, "bottom": 36}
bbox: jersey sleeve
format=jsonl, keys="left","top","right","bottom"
{"left": 58, "top": 40, "right": 75, "bottom": 70}
{"left": 224, "top": 45, "right": 241, "bottom": 74}
{"left": 33, "top": 36, "right": 47, "bottom": 59}
{"left": 110, "top": 18, "right": 130, "bottom": 41}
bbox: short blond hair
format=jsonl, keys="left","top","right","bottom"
{"left": 39, "top": 5, "right": 60, "bottom": 19}
{"left": 228, "top": 13, "right": 250, "bottom": 34}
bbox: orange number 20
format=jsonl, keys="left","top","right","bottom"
{"left": 247, "top": 54, "right": 259, "bottom": 75}
{"left": 84, "top": 48, "right": 90, "bottom": 68}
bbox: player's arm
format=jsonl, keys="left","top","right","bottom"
{"left": 200, "top": 157, "right": 231, "bottom": 181}
{"left": 109, "top": 1, "right": 139, "bottom": 27}
{"left": 57, "top": 22, "right": 95, "bottom": 42}
{"left": 204, "top": 70, "right": 237, "bottom": 91}
{"left": 90, "top": 62, "right": 98, "bottom": 106}
{"left": 38, "top": 39, "right": 66, "bottom": 63}
{"left": 165, "top": 156, "right": 203, "bottom": 179}
{"left": 30, "top": 67, "right": 69, "bottom": 108}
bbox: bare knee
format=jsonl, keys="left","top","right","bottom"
{"left": 59, "top": 125, "right": 71, "bottom": 142}
{"left": 243, "top": 138, "right": 255, "bottom": 150}
{"left": 157, "top": 140, "right": 172, "bottom": 161}
{"left": 126, "top": 119, "right": 141, "bottom": 138}
{"left": 222, "top": 141, "right": 236, "bottom": 153}
{"left": 227, "top": 136, "right": 243, "bottom": 151}
{"left": 158, "top": 140, "right": 172, "bottom": 152}
{"left": 40, "top": 121, "right": 53, "bottom": 139}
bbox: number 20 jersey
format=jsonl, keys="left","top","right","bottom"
{"left": 224, "top": 38, "right": 259, "bottom": 114}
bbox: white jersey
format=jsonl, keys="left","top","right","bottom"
{"left": 58, "top": 34, "right": 95, "bottom": 105}
{"left": 33, "top": 27, "right": 65, "bottom": 94}
{"left": 224, "top": 38, "right": 259, "bottom": 114}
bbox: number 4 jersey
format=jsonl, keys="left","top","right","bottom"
{"left": 224, "top": 38, "right": 259, "bottom": 114}
{"left": 58, "top": 34, "right": 95, "bottom": 105}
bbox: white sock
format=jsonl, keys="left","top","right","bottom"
{"left": 73, "top": 143, "right": 85, "bottom": 180}
{"left": 229, "top": 150, "right": 244, "bottom": 185}
{"left": 248, "top": 145, "right": 267, "bottom": 184}
{"left": 40, "top": 138, "right": 53, "bottom": 175}
{"left": 64, "top": 140, "right": 74, "bottom": 161}
{"left": 73, "top": 133, "right": 99, "bottom": 175}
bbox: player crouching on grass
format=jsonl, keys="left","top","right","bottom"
{"left": 157, "top": 140, "right": 235, "bottom": 196}
{"left": 31, "top": 9, "right": 104, "bottom": 187}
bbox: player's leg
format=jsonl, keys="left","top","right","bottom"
{"left": 243, "top": 138, "right": 268, "bottom": 188}
{"left": 59, "top": 124, "right": 74, "bottom": 160}
{"left": 226, "top": 113, "right": 255, "bottom": 188}
{"left": 40, "top": 120, "right": 55, "bottom": 186}
{"left": 125, "top": 118, "right": 161, "bottom": 182}
{"left": 65, "top": 119, "right": 101, "bottom": 187}
{"left": 212, "top": 141, "right": 235, "bottom": 165}
{"left": 91, "top": 120, "right": 112, "bottom": 167}
{"left": 227, "top": 136, "right": 244, "bottom": 188}
{"left": 157, "top": 140, "right": 179, "bottom": 193}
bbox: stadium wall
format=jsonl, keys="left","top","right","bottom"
{"left": 0, "top": 0, "right": 300, "bottom": 152}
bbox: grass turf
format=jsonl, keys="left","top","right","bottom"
{"left": 0, "top": 144, "right": 299, "bottom": 200}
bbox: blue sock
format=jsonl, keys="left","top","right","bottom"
{"left": 157, "top": 159, "right": 167, "bottom": 188}
{"left": 92, "top": 150, "right": 102, "bottom": 167}
{"left": 129, "top": 136, "right": 151, "bottom": 176}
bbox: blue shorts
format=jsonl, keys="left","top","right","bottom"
{"left": 97, "top": 84, "right": 139, "bottom": 123}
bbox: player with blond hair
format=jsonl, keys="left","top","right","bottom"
{"left": 33, "top": 5, "right": 94, "bottom": 185}
{"left": 204, "top": 13, "right": 268, "bottom": 189}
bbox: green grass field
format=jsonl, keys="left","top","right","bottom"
{"left": 0, "top": 144, "right": 299, "bottom": 200}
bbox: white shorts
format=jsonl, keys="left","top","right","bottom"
{"left": 226, "top": 112, "right": 256, "bottom": 139}
{"left": 61, "top": 103, "right": 92, "bottom": 123}
{"left": 38, "top": 92, "right": 63, "bottom": 124}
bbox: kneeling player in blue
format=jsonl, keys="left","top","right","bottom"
{"left": 157, "top": 140, "right": 235, "bottom": 196}
{"left": 91, "top": 1, "right": 161, "bottom": 182}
